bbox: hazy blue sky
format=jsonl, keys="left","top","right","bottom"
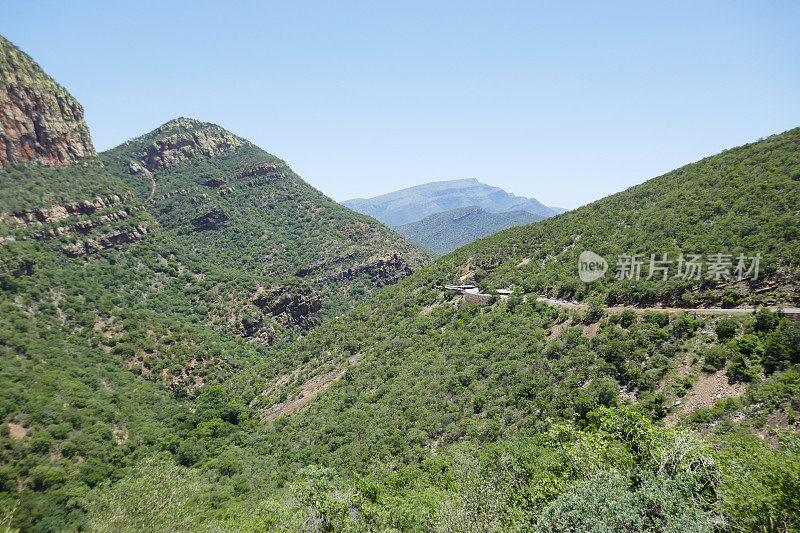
{"left": 3, "top": 1, "right": 799, "bottom": 208}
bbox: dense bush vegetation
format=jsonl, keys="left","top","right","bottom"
{"left": 2, "top": 94, "right": 800, "bottom": 529}
{"left": 100, "top": 120, "right": 430, "bottom": 321}
{"left": 429, "top": 128, "right": 800, "bottom": 307}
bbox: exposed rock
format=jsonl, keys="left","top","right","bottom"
{"left": 231, "top": 162, "right": 282, "bottom": 181}
{"left": 252, "top": 285, "right": 322, "bottom": 330}
{"left": 202, "top": 177, "right": 227, "bottom": 187}
{"left": 341, "top": 253, "right": 414, "bottom": 286}
{"left": 0, "top": 36, "right": 96, "bottom": 167}
{"left": 295, "top": 252, "right": 414, "bottom": 287}
{"left": 62, "top": 224, "right": 149, "bottom": 256}
{"left": 191, "top": 208, "right": 229, "bottom": 231}
{"left": 31, "top": 209, "right": 129, "bottom": 240}
{"left": 295, "top": 251, "right": 359, "bottom": 277}
{"left": 136, "top": 118, "right": 249, "bottom": 172}
{"left": 152, "top": 188, "right": 188, "bottom": 203}
{"left": 1, "top": 193, "right": 129, "bottom": 226}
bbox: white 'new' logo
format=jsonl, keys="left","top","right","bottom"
{"left": 578, "top": 250, "right": 608, "bottom": 282}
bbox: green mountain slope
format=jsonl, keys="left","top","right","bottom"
{"left": 262, "top": 129, "right": 800, "bottom": 437}
{"left": 393, "top": 205, "right": 543, "bottom": 256}
{"left": 100, "top": 118, "right": 431, "bottom": 325}
{"left": 3, "top": 32, "right": 800, "bottom": 533}
{"left": 441, "top": 130, "right": 800, "bottom": 308}
{"left": 0, "top": 37, "right": 429, "bottom": 531}
{"left": 343, "top": 178, "right": 565, "bottom": 226}
{"left": 180, "top": 130, "right": 799, "bottom": 529}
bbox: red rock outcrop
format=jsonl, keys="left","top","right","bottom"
{"left": 0, "top": 35, "right": 96, "bottom": 167}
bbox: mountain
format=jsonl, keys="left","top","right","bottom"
{"left": 342, "top": 178, "right": 565, "bottom": 226}
{"left": 83, "top": 129, "right": 800, "bottom": 530}
{"left": 0, "top": 36, "right": 95, "bottom": 168}
{"left": 393, "top": 205, "right": 544, "bottom": 256}
{"left": 3, "top": 32, "right": 800, "bottom": 532}
{"left": 174, "top": 129, "right": 796, "bottom": 530}
{"left": 0, "top": 36, "right": 430, "bottom": 531}
{"left": 100, "top": 118, "right": 430, "bottom": 326}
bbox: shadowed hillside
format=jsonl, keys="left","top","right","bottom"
{"left": 394, "top": 205, "right": 544, "bottom": 256}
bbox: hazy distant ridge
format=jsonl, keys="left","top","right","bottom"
{"left": 393, "top": 206, "right": 543, "bottom": 256}
{"left": 342, "top": 178, "right": 565, "bottom": 226}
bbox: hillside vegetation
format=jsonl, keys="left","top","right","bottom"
{"left": 101, "top": 118, "right": 430, "bottom": 324}
{"left": 85, "top": 131, "right": 800, "bottom": 531}
{"left": 2, "top": 33, "right": 800, "bottom": 533}
{"left": 435, "top": 130, "right": 800, "bottom": 308}
{"left": 0, "top": 37, "right": 428, "bottom": 531}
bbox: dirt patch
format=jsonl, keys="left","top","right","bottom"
{"left": 583, "top": 322, "right": 600, "bottom": 339}
{"left": 458, "top": 257, "right": 475, "bottom": 282}
{"left": 547, "top": 319, "right": 571, "bottom": 341}
{"left": 754, "top": 410, "right": 800, "bottom": 445}
{"left": 674, "top": 353, "right": 697, "bottom": 378}
{"left": 112, "top": 426, "right": 128, "bottom": 444}
{"left": 421, "top": 302, "right": 442, "bottom": 316}
{"left": 263, "top": 353, "right": 363, "bottom": 421}
{"left": 665, "top": 370, "right": 745, "bottom": 426}
{"left": 8, "top": 422, "right": 27, "bottom": 439}
{"left": 516, "top": 258, "right": 531, "bottom": 267}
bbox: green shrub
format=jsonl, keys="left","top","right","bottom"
{"left": 715, "top": 319, "right": 738, "bottom": 341}
{"left": 703, "top": 346, "right": 727, "bottom": 372}
{"left": 535, "top": 471, "right": 717, "bottom": 533}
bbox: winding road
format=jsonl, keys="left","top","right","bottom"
{"left": 533, "top": 297, "right": 800, "bottom": 318}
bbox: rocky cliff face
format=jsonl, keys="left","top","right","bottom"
{"left": 0, "top": 35, "right": 96, "bottom": 167}
{"left": 252, "top": 285, "right": 322, "bottom": 330}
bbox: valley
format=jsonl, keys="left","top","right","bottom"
{"left": 1, "top": 17, "right": 800, "bottom": 533}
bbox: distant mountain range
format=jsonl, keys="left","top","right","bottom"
{"left": 342, "top": 178, "right": 565, "bottom": 227}
{"left": 393, "top": 206, "right": 543, "bottom": 256}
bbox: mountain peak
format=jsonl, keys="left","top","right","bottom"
{"left": 343, "top": 179, "right": 563, "bottom": 226}
{"left": 155, "top": 117, "right": 221, "bottom": 133}
{"left": 0, "top": 35, "right": 96, "bottom": 167}
{"left": 120, "top": 117, "right": 252, "bottom": 173}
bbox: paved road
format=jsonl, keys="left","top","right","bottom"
{"left": 533, "top": 297, "right": 800, "bottom": 316}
